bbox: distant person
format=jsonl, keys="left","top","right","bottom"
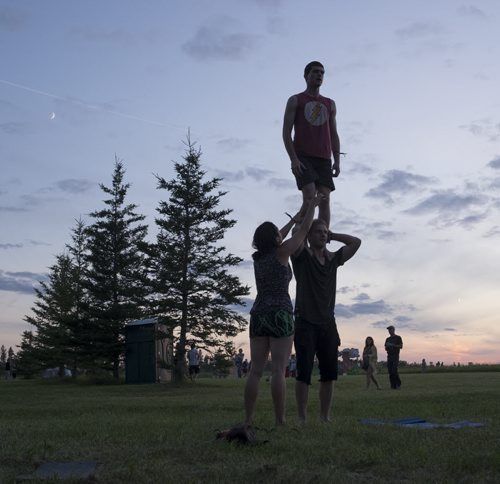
{"left": 245, "top": 195, "right": 321, "bottom": 426}
{"left": 235, "top": 349, "right": 244, "bottom": 378}
{"left": 292, "top": 220, "right": 361, "bottom": 423}
{"left": 4, "top": 358, "right": 10, "bottom": 380}
{"left": 385, "top": 325, "right": 403, "bottom": 389}
{"left": 421, "top": 358, "right": 427, "bottom": 372}
{"left": 10, "top": 359, "right": 16, "bottom": 379}
{"left": 283, "top": 60, "right": 341, "bottom": 228}
{"left": 241, "top": 359, "right": 249, "bottom": 377}
{"left": 187, "top": 344, "right": 200, "bottom": 380}
{"left": 362, "top": 337, "right": 381, "bottom": 390}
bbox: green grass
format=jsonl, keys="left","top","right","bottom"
{"left": 1, "top": 372, "right": 499, "bottom": 483}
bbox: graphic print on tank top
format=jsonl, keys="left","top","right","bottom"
{"left": 304, "top": 101, "right": 329, "bottom": 127}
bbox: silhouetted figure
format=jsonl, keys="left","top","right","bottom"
{"left": 385, "top": 325, "right": 403, "bottom": 389}
{"left": 187, "top": 343, "right": 200, "bottom": 380}
{"left": 362, "top": 337, "right": 381, "bottom": 390}
{"left": 292, "top": 220, "right": 361, "bottom": 422}
{"left": 283, "top": 61, "right": 341, "bottom": 227}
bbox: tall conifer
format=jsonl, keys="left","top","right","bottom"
{"left": 85, "top": 158, "right": 149, "bottom": 378}
{"left": 152, "top": 137, "right": 249, "bottom": 382}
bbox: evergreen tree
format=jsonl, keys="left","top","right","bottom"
{"left": 85, "top": 157, "right": 149, "bottom": 378}
{"left": 24, "top": 253, "right": 81, "bottom": 376}
{"left": 64, "top": 218, "right": 92, "bottom": 375}
{"left": 152, "top": 137, "right": 249, "bottom": 382}
{"left": 16, "top": 331, "right": 39, "bottom": 378}
{"left": 0, "top": 345, "right": 6, "bottom": 365}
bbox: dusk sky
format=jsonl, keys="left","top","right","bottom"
{"left": 1, "top": 1, "right": 499, "bottom": 364}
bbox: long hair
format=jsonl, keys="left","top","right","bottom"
{"left": 252, "top": 222, "right": 279, "bottom": 260}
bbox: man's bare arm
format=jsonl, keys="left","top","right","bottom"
{"left": 283, "top": 96, "right": 305, "bottom": 176}
{"left": 330, "top": 100, "right": 340, "bottom": 177}
{"left": 328, "top": 232, "right": 361, "bottom": 263}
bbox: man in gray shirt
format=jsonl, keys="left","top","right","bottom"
{"left": 292, "top": 219, "right": 361, "bottom": 422}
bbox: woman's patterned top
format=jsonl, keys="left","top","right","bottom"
{"left": 251, "top": 250, "right": 293, "bottom": 315}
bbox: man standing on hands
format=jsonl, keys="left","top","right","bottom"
{"left": 292, "top": 219, "right": 361, "bottom": 422}
{"left": 283, "top": 61, "right": 341, "bottom": 227}
{"left": 385, "top": 325, "right": 403, "bottom": 389}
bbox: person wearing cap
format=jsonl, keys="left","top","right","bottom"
{"left": 384, "top": 325, "right": 403, "bottom": 389}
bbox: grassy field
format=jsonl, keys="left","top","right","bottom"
{"left": 1, "top": 372, "right": 499, "bottom": 483}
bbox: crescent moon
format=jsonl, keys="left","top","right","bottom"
{"left": 49, "top": 112, "right": 56, "bottom": 120}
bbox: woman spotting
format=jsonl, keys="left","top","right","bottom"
{"left": 362, "top": 336, "right": 381, "bottom": 390}
{"left": 245, "top": 195, "right": 322, "bottom": 426}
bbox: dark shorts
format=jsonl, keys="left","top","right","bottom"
{"left": 250, "top": 310, "right": 294, "bottom": 338}
{"left": 294, "top": 317, "right": 340, "bottom": 385}
{"left": 189, "top": 365, "right": 200, "bottom": 375}
{"left": 294, "top": 154, "right": 336, "bottom": 192}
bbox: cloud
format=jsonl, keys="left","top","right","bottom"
{"left": 344, "top": 161, "right": 375, "bottom": 176}
{"left": 487, "top": 156, "right": 500, "bottom": 170}
{"left": 216, "top": 138, "right": 251, "bottom": 152}
{"left": 0, "top": 243, "right": 23, "bottom": 249}
{"left": 0, "top": 205, "right": 28, "bottom": 213}
{"left": 0, "top": 122, "right": 28, "bottom": 135}
{"left": 1, "top": 179, "right": 94, "bottom": 214}
{"left": 55, "top": 179, "right": 95, "bottom": 194}
{"left": 394, "top": 21, "right": 444, "bottom": 40}
{"left": 336, "top": 299, "right": 392, "bottom": 319}
{"left": 371, "top": 317, "right": 413, "bottom": 330}
{"left": 268, "top": 178, "right": 294, "bottom": 190}
{"left": 212, "top": 169, "right": 245, "bottom": 183}
{"left": 182, "top": 23, "right": 259, "bottom": 61}
{"left": 365, "top": 169, "right": 438, "bottom": 205}
{"left": 335, "top": 211, "right": 404, "bottom": 242}
{"left": 444, "top": 327, "right": 457, "bottom": 332}
{"left": 460, "top": 119, "right": 500, "bottom": 142}
{"left": 27, "top": 239, "right": 51, "bottom": 247}
{"left": 484, "top": 226, "right": 500, "bottom": 238}
{"left": 457, "top": 5, "right": 487, "bottom": 19}
{"left": 0, "top": 6, "right": 28, "bottom": 32}
{"left": 454, "top": 212, "right": 489, "bottom": 229}
{"left": 246, "top": 167, "right": 274, "bottom": 181}
{"left": 0, "top": 270, "right": 46, "bottom": 295}
{"left": 405, "top": 190, "right": 486, "bottom": 217}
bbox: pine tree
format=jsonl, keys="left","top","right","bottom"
{"left": 16, "top": 331, "right": 39, "bottom": 378}
{"left": 65, "top": 218, "right": 91, "bottom": 375}
{"left": 19, "top": 219, "right": 91, "bottom": 378}
{"left": 85, "top": 157, "right": 149, "bottom": 378}
{"left": 24, "top": 253, "right": 81, "bottom": 376}
{"left": 152, "top": 137, "right": 249, "bottom": 382}
{"left": 0, "top": 345, "right": 6, "bottom": 365}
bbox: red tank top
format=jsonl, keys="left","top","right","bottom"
{"left": 293, "top": 92, "right": 333, "bottom": 159}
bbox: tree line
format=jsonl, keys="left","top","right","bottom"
{"left": 16, "top": 139, "right": 249, "bottom": 382}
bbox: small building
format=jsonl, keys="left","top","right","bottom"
{"left": 125, "top": 318, "right": 172, "bottom": 384}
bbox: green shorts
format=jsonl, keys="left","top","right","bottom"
{"left": 249, "top": 310, "right": 294, "bottom": 338}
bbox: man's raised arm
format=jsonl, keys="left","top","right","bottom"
{"left": 328, "top": 232, "right": 361, "bottom": 263}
